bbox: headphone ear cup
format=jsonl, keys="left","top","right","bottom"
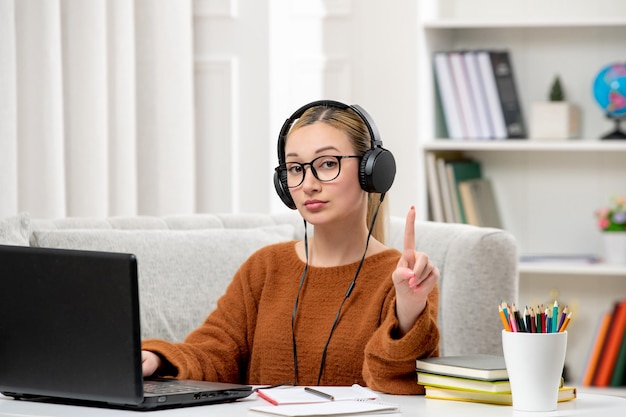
{"left": 358, "top": 148, "right": 396, "bottom": 193}
{"left": 273, "top": 170, "right": 297, "bottom": 210}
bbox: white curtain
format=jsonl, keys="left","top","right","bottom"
{"left": 0, "top": 0, "right": 196, "bottom": 219}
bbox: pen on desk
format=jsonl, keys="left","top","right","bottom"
{"left": 304, "top": 387, "right": 334, "bottom": 401}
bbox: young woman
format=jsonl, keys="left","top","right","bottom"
{"left": 141, "top": 100, "right": 440, "bottom": 394}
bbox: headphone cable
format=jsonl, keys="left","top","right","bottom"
{"left": 291, "top": 193, "right": 386, "bottom": 386}
{"left": 315, "top": 192, "right": 385, "bottom": 385}
{"left": 291, "top": 218, "right": 309, "bottom": 385}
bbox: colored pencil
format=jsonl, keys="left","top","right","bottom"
{"left": 558, "top": 306, "right": 569, "bottom": 331}
{"left": 509, "top": 305, "right": 518, "bottom": 332}
{"left": 535, "top": 305, "right": 541, "bottom": 333}
{"left": 498, "top": 301, "right": 574, "bottom": 334}
{"left": 513, "top": 304, "right": 525, "bottom": 332}
{"left": 552, "top": 300, "right": 559, "bottom": 333}
{"left": 559, "top": 312, "right": 572, "bottom": 332}
{"left": 524, "top": 306, "right": 532, "bottom": 333}
{"left": 499, "top": 305, "right": 511, "bottom": 332}
{"left": 547, "top": 309, "right": 553, "bottom": 334}
{"left": 501, "top": 301, "right": 510, "bottom": 326}
{"left": 530, "top": 306, "right": 537, "bottom": 333}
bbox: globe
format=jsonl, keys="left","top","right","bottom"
{"left": 593, "top": 62, "right": 626, "bottom": 139}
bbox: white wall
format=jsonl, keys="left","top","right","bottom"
{"left": 194, "top": 0, "right": 271, "bottom": 213}
{"left": 348, "top": 1, "right": 419, "bottom": 217}
{"left": 194, "top": 0, "right": 419, "bottom": 217}
{"left": 1, "top": 0, "right": 419, "bottom": 218}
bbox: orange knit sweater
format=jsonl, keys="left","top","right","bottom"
{"left": 142, "top": 241, "right": 440, "bottom": 394}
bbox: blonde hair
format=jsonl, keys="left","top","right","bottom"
{"left": 288, "top": 105, "right": 389, "bottom": 244}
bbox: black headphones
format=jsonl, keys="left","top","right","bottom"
{"left": 273, "top": 100, "right": 396, "bottom": 210}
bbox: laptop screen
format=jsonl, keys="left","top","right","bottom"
{"left": 0, "top": 245, "right": 144, "bottom": 405}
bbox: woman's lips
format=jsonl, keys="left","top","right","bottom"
{"left": 304, "top": 200, "right": 326, "bottom": 210}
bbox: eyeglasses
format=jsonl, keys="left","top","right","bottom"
{"left": 275, "top": 155, "right": 361, "bottom": 188}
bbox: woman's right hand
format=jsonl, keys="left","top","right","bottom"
{"left": 141, "top": 350, "right": 162, "bottom": 377}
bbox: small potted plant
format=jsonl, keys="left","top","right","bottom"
{"left": 595, "top": 196, "right": 626, "bottom": 231}
{"left": 595, "top": 196, "right": 626, "bottom": 264}
{"left": 530, "top": 75, "right": 581, "bottom": 140}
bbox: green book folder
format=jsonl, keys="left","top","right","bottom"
{"left": 610, "top": 315, "right": 626, "bottom": 386}
{"left": 445, "top": 159, "right": 482, "bottom": 223}
{"left": 458, "top": 178, "right": 503, "bottom": 229}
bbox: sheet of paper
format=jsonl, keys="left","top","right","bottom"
{"left": 256, "top": 384, "right": 378, "bottom": 405}
{"left": 249, "top": 399, "right": 399, "bottom": 416}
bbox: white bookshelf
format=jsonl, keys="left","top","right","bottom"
{"left": 423, "top": 19, "right": 626, "bottom": 29}
{"left": 416, "top": 0, "right": 626, "bottom": 388}
{"left": 424, "top": 141, "right": 626, "bottom": 153}
{"left": 519, "top": 262, "right": 626, "bottom": 276}
{"left": 577, "top": 386, "right": 626, "bottom": 398}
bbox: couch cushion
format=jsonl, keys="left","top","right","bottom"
{"left": 162, "top": 214, "right": 223, "bottom": 230}
{"left": 30, "top": 225, "right": 295, "bottom": 342}
{"left": 0, "top": 212, "right": 30, "bottom": 246}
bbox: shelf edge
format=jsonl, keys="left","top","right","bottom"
{"left": 422, "top": 141, "right": 626, "bottom": 152}
{"left": 519, "top": 262, "right": 626, "bottom": 276}
{"left": 422, "top": 19, "right": 626, "bottom": 29}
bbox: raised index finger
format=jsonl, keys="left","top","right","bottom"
{"left": 404, "top": 206, "right": 416, "bottom": 265}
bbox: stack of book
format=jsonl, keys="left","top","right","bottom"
{"left": 425, "top": 153, "right": 502, "bottom": 226}
{"left": 581, "top": 298, "right": 626, "bottom": 387}
{"left": 433, "top": 49, "right": 526, "bottom": 140}
{"left": 416, "top": 354, "right": 576, "bottom": 405}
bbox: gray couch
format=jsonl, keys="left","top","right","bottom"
{"left": 1, "top": 211, "right": 518, "bottom": 356}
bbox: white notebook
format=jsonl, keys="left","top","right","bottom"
{"left": 249, "top": 400, "right": 399, "bottom": 416}
{"left": 256, "top": 384, "right": 378, "bottom": 405}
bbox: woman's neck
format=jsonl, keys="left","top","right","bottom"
{"left": 303, "top": 222, "right": 385, "bottom": 267}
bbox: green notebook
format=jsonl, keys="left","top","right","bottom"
{"left": 610, "top": 326, "right": 626, "bottom": 386}
{"left": 415, "top": 354, "right": 507, "bottom": 381}
{"left": 444, "top": 159, "right": 482, "bottom": 223}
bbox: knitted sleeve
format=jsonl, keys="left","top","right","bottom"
{"left": 362, "top": 284, "right": 440, "bottom": 394}
{"left": 141, "top": 245, "right": 273, "bottom": 382}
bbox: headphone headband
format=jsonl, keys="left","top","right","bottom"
{"left": 274, "top": 100, "right": 396, "bottom": 209}
{"left": 278, "top": 100, "right": 382, "bottom": 151}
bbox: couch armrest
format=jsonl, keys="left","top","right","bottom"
{"left": 389, "top": 218, "right": 518, "bottom": 356}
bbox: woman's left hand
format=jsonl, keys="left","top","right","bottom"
{"left": 392, "top": 206, "right": 439, "bottom": 336}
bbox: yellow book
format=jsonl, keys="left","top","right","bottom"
{"left": 417, "top": 372, "right": 511, "bottom": 393}
{"left": 424, "top": 386, "right": 576, "bottom": 406}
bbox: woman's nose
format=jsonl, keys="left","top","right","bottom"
{"left": 301, "top": 166, "right": 321, "bottom": 191}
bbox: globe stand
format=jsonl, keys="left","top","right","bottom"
{"left": 601, "top": 116, "right": 626, "bottom": 140}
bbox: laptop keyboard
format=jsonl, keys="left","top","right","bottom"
{"left": 143, "top": 381, "right": 205, "bottom": 395}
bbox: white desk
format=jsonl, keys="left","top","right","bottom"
{"left": 1, "top": 392, "right": 626, "bottom": 416}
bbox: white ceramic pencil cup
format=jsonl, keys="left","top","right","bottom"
{"left": 501, "top": 330, "right": 567, "bottom": 412}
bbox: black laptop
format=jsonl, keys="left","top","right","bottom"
{"left": 0, "top": 244, "right": 252, "bottom": 410}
